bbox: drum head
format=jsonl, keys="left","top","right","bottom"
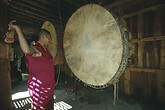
{"left": 64, "top": 4, "right": 127, "bottom": 87}
{"left": 41, "top": 21, "right": 57, "bottom": 62}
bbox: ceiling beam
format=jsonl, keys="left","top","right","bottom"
{"left": 8, "top": 0, "right": 57, "bottom": 19}
{"left": 123, "top": 4, "right": 165, "bottom": 18}
{"left": 8, "top": 7, "right": 45, "bottom": 22}
{"left": 105, "top": 0, "right": 164, "bottom": 16}
{"left": 8, "top": 13, "right": 42, "bottom": 28}
{"left": 8, "top": 5, "right": 60, "bottom": 24}
{"left": 18, "top": 0, "right": 59, "bottom": 15}
{"left": 63, "top": 0, "right": 81, "bottom": 7}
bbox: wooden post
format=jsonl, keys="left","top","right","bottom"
{"left": 0, "top": 0, "right": 13, "bottom": 109}
{"left": 124, "top": 69, "right": 131, "bottom": 95}
{"left": 0, "top": 44, "right": 13, "bottom": 109}
{"left": 137, "top": 13, "right": 144, "bottom": 68}
{"left": 157, "top": 40, "right": 165, "bottom": 102}
{"left": 152, "top": 8, "right": 165, "bottom": 102}
{"left": 124, "top": 17, "right": 133, "bottom": 95}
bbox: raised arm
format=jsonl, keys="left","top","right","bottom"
{"left": 8, "top": 20, "right": 30, "bottom": 54}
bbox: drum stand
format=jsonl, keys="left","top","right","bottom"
{"left": 73, "top": 76, "right": 119, "bottom": 105}
{"left": 113, "top": 81, "right": 119, "bottom": 106}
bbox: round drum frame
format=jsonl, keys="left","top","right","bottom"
{"left": 64, "top": 4, "right": 129, "bottom": 89}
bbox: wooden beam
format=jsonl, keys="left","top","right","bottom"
{"left": 8, "top": 13, "right": 42, "bottom": 27}
{"left": 105, "top": 0, "right": 164, "bottom": 18}
{"left": 160, "top": 41, "right": 165, "bottom": 69}
{"left": 111, "top": 0, "right": 144, "bottom": 14}
{"left": 8, "top": 0, "right": 57, "bottom": 19}
{"left": 8, "top": 8, "right": 45, "bottom": 23}
{"left": 105, "top": 0, "right": 135, "bottom": 10}
{"left": 126, "top": 67, "right": 165, "bottom": 73}
{"left": 137, "top": 13, "right": 144, "bottom": 68}
{"left": 8, "top": 5, "right": 48, "bottom": 21}
{"left": 64, "top": 0, "right": 81, "bottom": 7}
{"left": 0, "top": 0, "right": 8, "bottom": 42}
{"left": 123, "top": 4, "right": 164, "bottom": 18}
{"left": 21, "top": 0, "right": 69, "bottom": 22}
{"left": 0, "top": 44, "right": 12, "bottom": 109}
{"left": 20, "top": 0, "right": 59, "bottom": 14}
{"left": 130, "top": 36, "right": 165, "bottom": 43}
{"left": 124, "top": 69, "right": 131, "bottom": 95}
{"left": 36, "top": 0, "right": 57, "bottom": 8}
{"left": 8, "top": 3, "right": 57, "bottom": 23}
{"left": 156, "top": 8, "right": 165, "bottom": 101}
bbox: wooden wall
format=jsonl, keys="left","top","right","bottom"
{"left": 0, "top": 0, "right": 7, "bottom": 42}
{"left": 121, "top": 5, "right": 165, "bottom": 102}
{"left": 0, "top": 0, "right": 13, "bottom": 109}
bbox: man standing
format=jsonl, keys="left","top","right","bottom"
{"left": 8, "top": 20, "right": 55, "bottom": 109}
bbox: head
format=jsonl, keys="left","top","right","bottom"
{"left": 37, "top": 29, "right": 51, "bottom": 46}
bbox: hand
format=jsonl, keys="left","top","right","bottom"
{"left": 8, "top": 20, "right": 19, "bottom": 30}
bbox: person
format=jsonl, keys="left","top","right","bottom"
{"left": 8, "top": 20, "right": 55, "bottom": 109}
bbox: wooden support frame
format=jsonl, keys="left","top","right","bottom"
{"left": 123, "top": 4, "right": 164, "bottom": 18}
{"left": 137, "top": 13, "right": 144, "bottom": 68}
{"left": 126, "top": 67, "right": 165, "bottom": 73}
{"left": 130, "top": 35, "right": 165, "bottom": 43}
{"left": 124, "top": 69, "right": 131, "bottom": 95}
{"left": 157, "top": 40, "right": 165, "bottom": 101}
{"left": 123, "top": 4, "right": 165, "bottom": 99}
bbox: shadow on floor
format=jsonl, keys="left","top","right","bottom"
{"left": 11, "top": 73, "right": 165, "bottom": 110}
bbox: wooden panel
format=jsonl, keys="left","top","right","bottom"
{"left": 160, "top": 41, "right": 165, "bottom": 68}
{"left": 0, "top": 1, "right": 12, "bottom": 109}
{"left": 0, "top": 0, "right": 7, "bottom": 42}
{"left": 153, "top": 9, "right": 162, "bottom": 36}
{"left": 124, "top": 69, "right": 131, "bottom": 95}
{"left": 130, "top": 15, "right": 138, "bottom": 39}
{"left": 143, "top": 41, "right": 160, "bottom": 68}
{"left": 0, "top": 44, "right": 12, "bottom": 109}
{"left": 157, "top": 40, "right": 165, "bottom": 102}
{"left": 153, "top": 9, "right": 165, "bottom": 102}
{"left": 123, "top": 6, "right": 165, "bottom": 102}
{"left": 129, "top": 43, "right": 138, "bottom": 67}
{"left": 119, "top": 73, "right": 125, "bottom": 93}
{"left": 161, "top": 6, "right": 165, "bottom": 35}
{"left": 143, "top": 11, "right": 154, "bottom": 38}
{"left": 130, "top": 71, "right": 157, "bottom": 100}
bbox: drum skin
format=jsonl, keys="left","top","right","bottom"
{"left": 63, "top": 4, "right": 129, "bottom": 88}
{"left": 41, "top": 21, "right": 58, "bottom": 62}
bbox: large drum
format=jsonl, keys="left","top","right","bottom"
{"left": 63, "top": 4, "right": 129, "bottom": 89}
{"left": 41, "top": 21, "right": 58, "bottom": 62}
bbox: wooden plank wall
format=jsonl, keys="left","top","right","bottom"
{"left": 122, "top": 5, "right": 165, "bottom": 102}
{"left": 0, "top": 0, "right": 7, "bottom": 42}
{"left": 0, "top": 0, "right": 13, "bottom": 109}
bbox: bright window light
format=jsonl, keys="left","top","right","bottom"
{"left": 54, "top": 101, "right": 72, "bottom": 110}
{"left": 12, "top": 92, "right": 72, "bottom": 110}
{"left": 12, "top": 91, "right": 30, "bottom": 100}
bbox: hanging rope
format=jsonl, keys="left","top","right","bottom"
{"left": 55, "top": 0, "right": 63, "bottom": 86}
{"left": 58, "top": 0, "right": 63, "bottom": 29}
